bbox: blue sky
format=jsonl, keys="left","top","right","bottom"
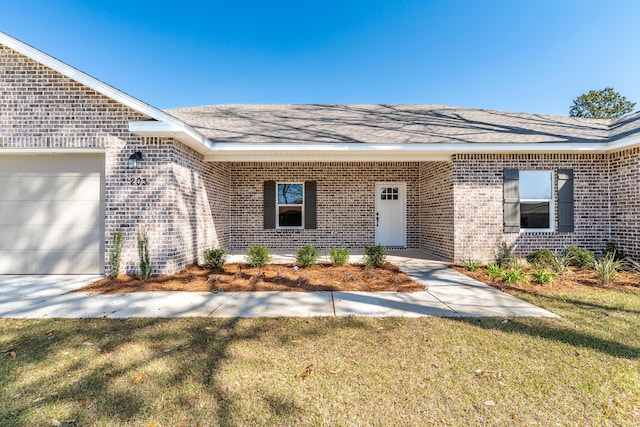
{"left": 2, "top": 1, "right": 639, "bottom": 115}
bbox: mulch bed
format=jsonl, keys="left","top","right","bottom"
{"left": 450, "top": 264, "right": 640, "bottom": 294}
{"left": 79, "top": 263, "right": 425, "bottom": 294}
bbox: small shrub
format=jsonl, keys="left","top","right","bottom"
{"left": 245, "top": 245, "right": 272, "bottom": 268}
{"left": 526, "top": 250, "right": 556, "bottom": 268}
{"left": 204, "top": 248, "right": 226, "bottom": 270}
{"left": 593, "top": 253, "right": 622, "bottom": 285}
{"left": 137, "top": 228, "right": 152, "bottom": 281}
{"left": 461, "top": 259, "right": 481, "bottom": 271}
{"left": 296, "top": 245, "right": 321, "bottom": 267}
{"left": 605, "top": 241, "right": 626, "bottom": 261}
{"left": 486, "top": 263, "right": 503, "bottom": 279}
{"left": 363, "top": 245, "right": 386, "bottom": 268}
{"left": 625, "top": 258, "right": 640, "bottom": 273}
{"left": 501, "top": 268, "right": 526, "bottom": 284}
{"left": 108, "top": 230, "right": 124, "bottom": 279}
{"left": 495, "top": 241, "right": 515, "bottom": 268}
{"left": 531, "top": 268, "right": 555, "bottom": 285}
{"left": 329, "top": 247, "right": 350, "bottom": 266}
{"left": 549, "top": 254, "right": 573, "bottom": 277}
{"left": 563, "top": 245, "right": 595, "bottom": 269}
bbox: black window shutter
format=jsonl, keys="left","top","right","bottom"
{"left": 264, "top": 181, "right": 276, "bottom": 229}
{"left": 503, "top": 168, "right": 520, "bottom": 233}
{"left": 557, "top": 169, "right": 574, "bottom": 232}
{"left": 304, "top": 181, "right": 317, "bottom": 229}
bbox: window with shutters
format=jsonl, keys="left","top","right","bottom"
{"left": 276, "top": 182, "right": 304, "bottom": 228}
{"left": 520, "top": 171, "right": 554, "bottom": 231}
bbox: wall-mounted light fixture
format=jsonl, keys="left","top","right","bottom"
{"left": 128, "top": 151, "right": 143, "bottom": 169}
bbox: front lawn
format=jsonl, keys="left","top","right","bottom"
{"left": 1, "top": 288, "right": 638, "bottom": 426}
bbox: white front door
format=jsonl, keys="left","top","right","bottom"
{"left": 375, "top": 182, "right": 406, "bottom": 247}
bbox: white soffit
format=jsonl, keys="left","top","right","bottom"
{"left": 0, "top": 32, "right": 213, "bottom": 154}
{"left": 202, "top": 140, "right": 640, "bottom": 162}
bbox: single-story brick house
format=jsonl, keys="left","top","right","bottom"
{"left": 1, "top": 32, "right": 639, "bottom": 275}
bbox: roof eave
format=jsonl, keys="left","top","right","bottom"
{"left": 0, "top": 32, "right": 213, "bottom": 155}
{"left": 203, "top": 139, "right": 640, "bottom": 162}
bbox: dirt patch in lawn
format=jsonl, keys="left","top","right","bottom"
{"left": 80, "top": 263, "right": 425, "bottom": 294}
{"left": 450, "top": 264, "right": 640, "bottom": 294}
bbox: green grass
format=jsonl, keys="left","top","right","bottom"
{"left": 1, "top": 290, "right": 639, "bottom": 426}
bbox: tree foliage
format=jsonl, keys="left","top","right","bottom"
{"left": 569, "top": 87, "right": 635, "bottom": 119}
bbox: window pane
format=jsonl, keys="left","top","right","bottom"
{"left": 521, "top": 202, "right": 550, "bottom": 228}
{"left": 278, "top": 206, "right": 302, "bottom": 227}
{"left": 520, "top": 171, "right": 552, "bottom": 199}
{"left": 278, "top": 183, "right": 303, "bottom": 204}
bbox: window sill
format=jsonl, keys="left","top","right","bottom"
{"left": 520, "top": 228, "right": 555, "bottom": 233}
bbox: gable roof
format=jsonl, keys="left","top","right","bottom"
{"left": 0, "top": 32, "right": 213, "bottom": 154}
{"left": 167, "top": 104, "right": 615, "bottom": 145}
{"left": 167, "top": 104, "right": 640, "bottom": 161}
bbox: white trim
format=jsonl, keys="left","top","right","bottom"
{"left": 0, "top": 32, "right": 213, "bottom": 155}
{"left": 374, "top": 182, "right": 407, "bottom": 247}
{"left": 519, "top": 170, "right": 555, "bottom": 233}
{"left": 275, "top": 182, "right": 305, "bottom": 229}
{"left": 0, "top": 148, "right": 106, "bottom": 155}
{"left": 203, "top": 140, "right": 640, "bottom": 162}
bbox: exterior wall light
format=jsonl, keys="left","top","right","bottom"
{"left": 128, "top": 151, "right": 143, "bottom": 169}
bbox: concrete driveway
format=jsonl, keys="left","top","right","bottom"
{"left": 0, "top": 253, "right": 558, "bottom": 319}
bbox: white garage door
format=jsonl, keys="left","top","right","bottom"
{"left": 0, "top": 154, "right": 104, "bottom": 274}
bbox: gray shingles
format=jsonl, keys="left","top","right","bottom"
{"left": 164, "top": 104, "right": 634, "bottom": 145}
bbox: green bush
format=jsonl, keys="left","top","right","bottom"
{"left": 531, "top": 268, "right": 555, "bottom": 284}
{"left": 329, "top": 247, "right": 350, "bottom": 266}
{"left": 461, "top": 259, "right": 481, "bottom": 271}
{"left": 204, "top": 248, "right": 226, "bottom": 270}
{"left": 108, "top": 230, "right": 124, "bottom": 279}
{"left": 485, "top": 263, "right": 503, "bottom": 279}
{"left": 563, "top": 245, "right": 595, "bottom": 268}
{"left": 501, "top": 268, "right": 526, "bottom": 284}
{"left": 495, "top": 241, "right": 515, "bottom": 268}
{"left": 593, "top": 253, "right": 622, "bottom": 285}
{"left": 549, "top": 254, "right": 573, "bottom": 277}
{"left": 526, "top": 250, "right": 556, "bottom": 268}
{"left": 137, "top": 228, "right": 152, "bottom": 281}
{"left": 363, "top": 245, "right": 386, "bottom": 268}
{"left": 245, "top": 245, "right": 272, "bottom": 268}
{"left": 296, "top": 245, "right": 321, "bottom": 267}
{"left": 605, "top": 241, "right": 626, "bottom": 261}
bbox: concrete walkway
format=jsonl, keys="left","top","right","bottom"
{"left": 0, "top": 252, "right": 558, "bottom": 319}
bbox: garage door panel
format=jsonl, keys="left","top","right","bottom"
{"left": 0, "top": 226, "right": 100, "bottom": 251}
{"left": 0, "top": 175, "right": 101, "bottom": 202}
{"left": 55, "top": 175, "right": 102, "bottom": 200}
{"left": 0, "top": 201, "right": 100, "bottom": 227}
{"left": 0, "top": 154, "right": 104, "bottom": 275}
{"left": 52, "top": 201, "right": 102, "bottom": 227}
{"left": 0, "top": 249, "right": 101, "bottom": 274}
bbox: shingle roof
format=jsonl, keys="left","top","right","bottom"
{"left": 164, "top": 104, "right": 635, "bottom": 145}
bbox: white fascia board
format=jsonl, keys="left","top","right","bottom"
{"left": 203, "top": 141, "right": 612, "bottom": 162}
{"left": 606, "top": 134, "right": 640, "bottom": 152}
{"left": 128, "top": 121, "right": 214, "bottom": 154}
{"left": 0, "top": 32, "right": 213, "bottom": 154}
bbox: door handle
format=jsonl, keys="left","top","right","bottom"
{"left": 376, "top": 212, "right": 379, "bottom": 227}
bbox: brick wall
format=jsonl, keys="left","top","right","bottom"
{"left": 452, "top": 153, "right": 611, "bottom": 262}
{"left": 610, "top": 147, "right": 640, "bottom": 260}
{"left": 169, "top": 142, "right": 230, "bottom": 269}
{"left": 0, "top": 43, "right": 230, "bottom": 275}
{"left": 419, "top": 161, "right": 454, "bottom": 260}
{"left": 228, "top": 162, "right": 421, "bottom": 250}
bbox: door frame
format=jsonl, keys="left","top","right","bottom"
{"left": 374, "top": 182, "right": 407, "bottom": 247}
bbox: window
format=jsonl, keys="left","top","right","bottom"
{"left": 277, "top": 182, "right": 304, "bottom": 228}
{"left": 519, "top": 171, "right": 553, "bottom": 230}
{"left": 380, "top": 186, "right": 399, "bottom": 200}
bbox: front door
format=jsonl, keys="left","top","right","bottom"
{"left": 375, "top": 182, "right": 406, "bottom": 247}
